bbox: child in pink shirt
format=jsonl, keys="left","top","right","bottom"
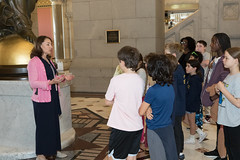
{"left": 105, "top": 46, "right": 145, "bottom": 160}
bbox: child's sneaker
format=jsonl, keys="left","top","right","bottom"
{"left": 199, "top": 132, "right": 208, "bottom": 142}
{"left": 56, "top": 151, "right": 67, "bottom": 158}
{"left": 179, "top": 153, "right": 185, "bottom": 160}
{"left": 204, "top": 118, "right": 211, "bottom": 123}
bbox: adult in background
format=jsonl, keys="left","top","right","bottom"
{"left": 179, "top": 36, "right": 196, "bottom": 74}
{"left": 201, "top": 33, "right": 231, "bottom": 160}
{"left": 27, "top": 36, "right": 67, "bottom": 160}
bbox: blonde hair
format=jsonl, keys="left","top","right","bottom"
{"left": 165, "top": 43, "right": 184, "bottom": 60}
{"left": 166, "top": 54, "right": 178, "bottom": 72}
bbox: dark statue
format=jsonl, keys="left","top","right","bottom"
{"left": 0, "top": 0, "right": 38, "bottom": 43}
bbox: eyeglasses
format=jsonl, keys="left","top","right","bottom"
{"left": 180, "top": 41, "right": 186, "bottom": 44}
{"left": 165, "top": 51, "right": 171, "bottom": 54}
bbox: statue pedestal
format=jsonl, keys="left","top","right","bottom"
{"left": 0, "top": 80, "right": 75, "bottom": 159}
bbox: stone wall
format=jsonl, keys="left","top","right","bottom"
{"left": 166, "top": 0, "right": 240, "bottom": 51}
{"left": 165, "top": 0, "right": 199, "bottom": 4}
{"left": 218, "top": 0, "right": 240, "bottom": 47}
{"left": 165, "top": 10, "right": 200, "bottom": 44}
{"left": 30, "top": 0, "right": 240, "bottom": 93}
{"left": 70, "top": 0, "right": 165, "bottom": 92}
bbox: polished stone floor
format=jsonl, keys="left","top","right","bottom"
{"left": 26, "top": 93, "right": 218, "bottom": 160}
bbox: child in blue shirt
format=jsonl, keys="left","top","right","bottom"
{"left": 139, "top": 54, "right": 178, "bottom": 160}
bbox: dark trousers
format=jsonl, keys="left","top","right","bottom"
{"left": 33, "top": 101, "right": 61, "bottom": 156}
{"left": 173, "top": 116, "right": 184, "bottom": 155}
{"left": 224, "top": 125, "right": 240, "bottom": 160}
{"left": 154, "top": 125, "right": 178, "bottom": 160}
{"left": 147, "top": 129, "right": 166, "bottom": 160}
{"left": 214, "top": 124, "right": 220, "bottom": 152}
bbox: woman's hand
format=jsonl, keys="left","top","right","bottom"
{"left": 64, "top": 74, "right": 75, "bottom": 81}
{"left": 49, "top": 76, "right": 65, "bottom": 85}
{"left": 146, "top": 107, "right": 153, "bottom": 120}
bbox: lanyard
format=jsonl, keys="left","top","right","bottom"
{"left": 219, "top": 92, "right": 222, "bottom": 104}
{"left": 49, "top": 61, "right": 58, "bottom": 91}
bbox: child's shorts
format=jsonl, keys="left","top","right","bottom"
{"left": 108, "top": 128, "right": 142, "bottom": 159}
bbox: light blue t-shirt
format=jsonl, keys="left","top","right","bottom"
{"left": 144, "top": 83, "right": 175, "bottom": 130}
{"left": 217, "top": 73, "right": 240, "bottom": 127}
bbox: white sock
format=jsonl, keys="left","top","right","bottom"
{"left": 190, "top": 134, "right": 195, "bottom": 140}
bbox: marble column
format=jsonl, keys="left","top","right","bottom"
{"left": 51, "top": 0, "right": 64, "bottom": 66}
{"left": 51, "top": 0, "right": 64, "bottom": 60}
{"left": 51, "top": 0, "right": 72, "bottom": 70}
{"left": 156, "top": 0, "right": 165, "bottom": 53}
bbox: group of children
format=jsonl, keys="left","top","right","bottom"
{"left": 104, "top": 33, "right": 240, "bottom": 160}
{"left": 201, "top": 33, "right": 240, "bottom": 160}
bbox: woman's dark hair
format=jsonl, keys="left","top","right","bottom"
{"left": 191, "top": 51, "right": 203, "bottom": 63}
{"left": 213, "top": 33, "right": 231, "bottom": 53}
{"left": 187, "top": 59, "right": 202, "bottom": 78}
{"left": 30, "top": 36, "right": 52, "bottom": 59}
{"left": 147, "top": 54, "right": 173, "bottom": 86}
{"left": 117, "top": 46, "right": 140, "bottom": 71}
{"left": 181, "top": 36, "right": 196, "bottom": 52}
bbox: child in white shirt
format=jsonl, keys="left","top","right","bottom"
{"left": 105, "top": 46, "right": 145, "bottom": 160}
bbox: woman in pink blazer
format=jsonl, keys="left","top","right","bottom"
{"left": 27, "top": 36, "right": 67, "bottom": 160}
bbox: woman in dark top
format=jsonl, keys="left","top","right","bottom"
{"left": 179, "top": 36, "right": 196, "bottom": 74}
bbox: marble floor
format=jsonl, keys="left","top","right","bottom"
{"left": 69, "top": 93, "right": 219, "bottom": 160}
{"left": 25, "top": 93, "right": 219, "bottom": 160}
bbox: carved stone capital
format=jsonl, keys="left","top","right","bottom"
{"left": 65, "top": 12, "right": 73, "bottom": 19}
{"left": 223, "top": 2, "right": 239, "bottom": 20}
{"left": 54, "top": 59, "right": 72, "bottom": 71}
{"left": 50, "top": 0, "right": 63, "bottom": 5}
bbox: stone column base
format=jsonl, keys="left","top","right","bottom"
{"left": 55, "top": 59, "right": 72, "bottom": 71}
{"left": 0, "top": 127, "right": 75, "bottom": 159}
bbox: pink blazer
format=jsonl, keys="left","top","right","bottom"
{"left": 27, "top": 56, "right": 60, "bottom": 102}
